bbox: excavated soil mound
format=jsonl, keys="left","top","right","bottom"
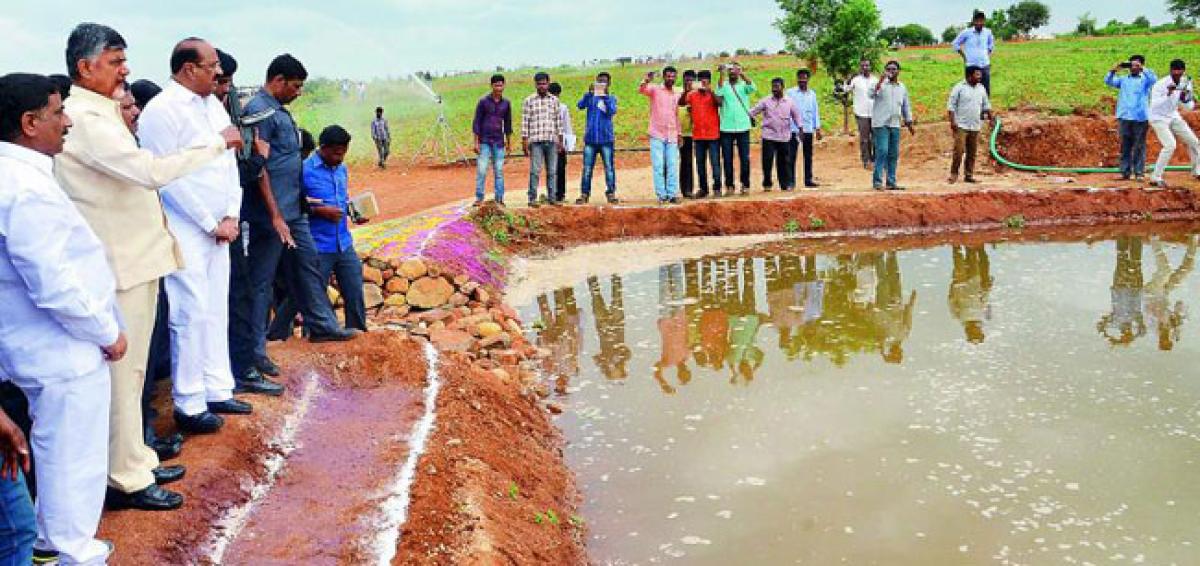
{"left": 998, "top": 112, "right": 1200, "bottom": 168}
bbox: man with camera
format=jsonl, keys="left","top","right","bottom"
{"left": 1105, "top": 56, "right": 1157, "bottom": 181}
{"left": 640, "top": 66, "right": 683, "bottom": 204}
{"left": 576, "top": 72, "right": 620, "bottom": 204}
{"left": 716, "top": 62, "right": 756, "bottom": 195}
{"left": 1148, "top": 59, "right": 1199, "bottom": 188}
{"left": 868, "top": 60, "right": 915, "bottom": 191}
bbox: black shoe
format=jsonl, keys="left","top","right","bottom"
{"left": 106, "top": 484, "right": 183, "bottom": 511}
{"left": 309, "top": 328, "right": 361, "bottom": 343}
{"left": 494, "top": 199, "right": 505, "bottom": 207}
{"left": 576, "top": 195, "right": 589, "bottom": 204}
{"left": 527, "top": 200, "right": 540, "bottom": 208}
{"left": 235, "top": 368, "right": 285, "bottom": 396}
{"left": 805, "top": 181, "right": 820, "bottom": 188}
{"left": 606, "top": 195, "right": 620, "bottom": 204}
{"left": 255, "top": 358, "right": 281, "bottom": 377}
{"left": 695, "top": 190, "right": 709, "bottom": 198}
{"left": 32, "top": 548, "right": 58, "bottom": 565}
{"left": 670, "top": 197, "right": 683, "bottom": 204}
{"left": 208, "top": 399, "right": 253, "bottom": 415}
{"left": 173, "top": 409, "right": 224, "bottom": 434}
{"left": 151, "top": 433, "right": 183, "bottom": 461}
{"left": 153, "top": 465, "right": 186, "bottom": 485}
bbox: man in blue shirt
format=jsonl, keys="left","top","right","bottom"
{"left": 304, "top": 125, "right": 369, "bottom": 331}
{"left": 1105, "top": 55, "right": 1157, "bottom": 181}
{"left": 786, "top": 69, "right": 823, "bottom": 188}
{"left": 952, "top": 11, "right": 995, "bottom": 94}
{"left": 231, "top": 54, "right": 357, "bottom": 393}
{"left": 576, "top": 72, "right": 620, "bottom": 204}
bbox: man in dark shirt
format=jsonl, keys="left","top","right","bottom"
{"left": 472, "top": 74, "right": 512, "bottom": 206}
{"left": 230, "top": 54, "right": 357, "bottom": 395}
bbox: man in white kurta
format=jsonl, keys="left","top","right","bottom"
{"left": 0, "top": 73, "right": 125, "bottom": 565}
{"left": 1148, "top": 59, "right": 1200, "bottom": 187}
{"left": 138, "top": 39, "right": 248, "bottom": 421}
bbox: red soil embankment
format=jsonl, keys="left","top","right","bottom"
{"left": 515, "top": 187, "right": 1200, "bottom": 251}
{"left": 998, "top": 112, "right": 1200, "bottom": 168}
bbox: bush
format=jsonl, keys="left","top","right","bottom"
{"left": 880, "top": 23, "right": 937, "bottom": 47}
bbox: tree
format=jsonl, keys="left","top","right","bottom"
{"left": 1132, "top": 15, "right": 1151, "bottom": 28}
{"left": 990, "top": 9, "right": 1017, "bottom": 40}
{"left": 1006, "top": 1, "right": 1050, "bottom": 38}
{"left": 1076, "top": 12, "right": 1097, "bottom": 35}
{"left": 774, "top": 0, "right": 847, "bottom": 57}
{"left": 942, "top": 24, "right": 965, "bottom": 43}
{"left": 814, "top": 0, "right": 886, "bottom": 133}
{"left": 880, "top": 23, "right": 936, "bottom": 46}
{"left": 1168, "top": 0, "right": 1200, "bottom": 22}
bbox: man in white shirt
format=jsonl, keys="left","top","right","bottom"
{"left": 946, "top": 66, "right": 993, "bottom": 183}
{"left": 0, "top": 72, "right": 127, "bottom": 566}
{"left": 549, "top": 82, "right": 576, "bottom": 203}
{"left": 138, "top": 38, "right": 251, "bottom": 435}
{"left": 845, "top": 58, "right": 876, "bottom": 169}
{"left": 1147, "top": 59, "right": 1199, "bottom": 188}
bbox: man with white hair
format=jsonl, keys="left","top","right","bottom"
{"left": 54, "top": 22, "right": 242, "bottom": 513}
{"left": 139, "top": 37, "right": 252, "bottom": 441}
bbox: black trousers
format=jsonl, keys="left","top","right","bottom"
{"left": 720, "top": 131, "right": 751, "bottom": 189}
{"left": 762, "top": 139, "right": 793, "bottom": 189}
{"left": 554, "top": 150, "right": 568, "bottom": 202}
{"left": 679, "top": 136, "right": 694, "bottom": 196}
{"left": 788, "top": 132, "right": 815, "bottom": 186}
{"left": 694, "top": 139, "right": 722, "bottom": 193}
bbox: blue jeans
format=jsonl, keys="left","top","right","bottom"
{"left": 650, "top": 137, "right": 680, "bottom": 200}
{"left": 693, "top": 139, "right": 722, "bottom": 192}
{"left": 581, "top": 143, "right": 616, "bottom": 196}
{"left": 475, "top": 143, "right": 505, "bottom": 201}
{"left": 0, "top": 469, "right": 35, "bottom": 566}
{"left": 527, "top": 141, "right": 558, "bottom": 203}
{"left": 230, "top": 216, "right": 342, "bottom": 376}
{"left": 1117, "top": 119, "right": 1149, "bottom": 177}
{"left": 872, "top": 126, "right": 902, "bottom": 188}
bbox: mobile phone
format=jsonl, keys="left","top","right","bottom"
{"left": 593, "top": 82, "right": 608, "bottom": 96}
{"left": 1119, "top": 61, "right": 1132, "bottom": 69}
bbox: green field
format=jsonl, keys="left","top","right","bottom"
{"left": 290, "top": 32, "right": 1200, "bottom": 165}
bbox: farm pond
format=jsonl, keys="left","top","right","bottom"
{"left": 512, "top": 228, "right": 1200, "bottom": 565}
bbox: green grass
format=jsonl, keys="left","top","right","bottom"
{"left": 290, "top": 32, "right": 1200, "bottom": 165}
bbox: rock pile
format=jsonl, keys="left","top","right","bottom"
{"left": 344, "top": 256, "right": 539, "bottom": 367}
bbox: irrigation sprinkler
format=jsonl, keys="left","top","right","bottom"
{"left": 409, "top": 73, "right": 469, "bottom": 166}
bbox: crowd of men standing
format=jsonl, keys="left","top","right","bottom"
{"left": 0, "top": 22, "right": 367, "bottom": 565}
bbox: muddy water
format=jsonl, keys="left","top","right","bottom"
{"left": 517, "top": 231, "right": 1200, "bottom": 565}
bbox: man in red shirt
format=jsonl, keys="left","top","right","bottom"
{"left": 683, "top": 70, "right": 723, "bottom": 198}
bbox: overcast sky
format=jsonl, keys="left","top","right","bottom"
{"left": 1, "top": 0, "right": 1177, "bottom": 82}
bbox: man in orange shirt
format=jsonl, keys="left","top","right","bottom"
{"left": 683, "top": 70, "right": 723, "bottom": 198}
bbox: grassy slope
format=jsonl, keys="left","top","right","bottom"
{"left": 291, "top": 32, "right": 1200, "bottom": 164}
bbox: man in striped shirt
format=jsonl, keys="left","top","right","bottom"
{"left": 521, "top": 72, "right": 564, "bottom": 207}
{"left": 370, "top": 106, "right": 390, "bottom": 169}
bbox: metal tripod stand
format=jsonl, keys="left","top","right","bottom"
{"left": 410, "top": 99, "right": 469, "bottom": 165}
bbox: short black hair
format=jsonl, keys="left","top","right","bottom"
{"left": 972, "top": 10, "right": 986, "bottom": 20}
{"left": 698, "top": 70, "right": 712, "bottom": 80}
{"left": 216, "top": 48, "right": 238, "bottom": 78}
{"left": 683, "top": 69, "right": 697, "bottom": 80}
{"left": 490, "top": 74, "right": 505, "bottom": 85}
{"left": 0, "top": 73, "right": 58, "bottom": 143}
{"left": 375, "top": 106, "right": 383, "bottom": 114}
{"left": 771, "top": 77, "right": 785, "bottom": 86}
{"left": 169, "top": 37, "right": 205, "bottom": 75}
{"left": 663, "top": 66, "right": 677, "bottom": 75}
{"left": 300, "top": 128, "right": 316, "bottom": 154}
{"left": 318, "top": 124, "right": 351, "bottom": 147}
{"left": 1130, "top": 55, "right": 1146, "bottom": 65}
{"left": 596, "top": 71, "right": 611, "bottom": 81}
{"left": 548, "top": 82, "right": 562, "bottom": 96}
{"left": 534, "top": 72, "right": 550, "bottom": 82}
{"left": 796, "top": 68, "right": 811, "bottom": 78}
{"left": 266, "top": 54, "right": 308, "bottom": 82}
{"left": 129, "top": 79, "right": 161, "bottom": 110}
{"left": 65, "top": 23, "right": 127, "bottom": 80}
{"left": 49, "top": 74, "right": 72, "bottom": 101}
{"left": 1170, "top": 58, "right": 1186, "bottom": 70}
{"left": 885, "top": 59, "right": 901, "bottom": 70}
{"left": 965, "top": 65, "right": 981, "bottom": 78}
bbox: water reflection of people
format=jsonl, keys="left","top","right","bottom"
{"left": 693, "top": 258, "right": 730, "bottom": 372}
{"left": 655, "top": 264, "right": 692, "bottom": 394}
{"left": 766, "top": 255, "right": 822, "bottom": 358}
{"left": 1098, "top": 237, "right": 1146, "bottom": 346}
{"left": 872, "top": 252, "right": 917, "bottom": 363}
{"left": 537, "top": 287, "right": 581, "bottom": 378}
{"left": 1143, "top": 236, "right": 1196, "bottom": 350}
{"left": 948, "top": 246, "right": 993, "bottom": 343}
{"left": 726, "top": 258, "right": 765, "bottom": 384}
{"left": 587, "top": 275, "right": 632, "bottom": 380}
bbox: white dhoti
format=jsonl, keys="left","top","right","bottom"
{"left": 166, "top": 221, "right": 235, "bottom": 416}
{"left": 1150, "top": 117, "right": 1200, "bottom": 182}
{"left": 10, "top": 365, "right": 111, "bottom": 565}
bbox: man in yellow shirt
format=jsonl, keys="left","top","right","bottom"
{"left": 54, "top": 23, "right": 241, "bottom": 513}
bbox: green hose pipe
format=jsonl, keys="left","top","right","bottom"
{"left": 989, "top": 116, "right": 1191, "bottom": 174}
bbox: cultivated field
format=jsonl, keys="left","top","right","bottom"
{"left": 292, "top": 32, "right": 1200, "bottom": 164}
